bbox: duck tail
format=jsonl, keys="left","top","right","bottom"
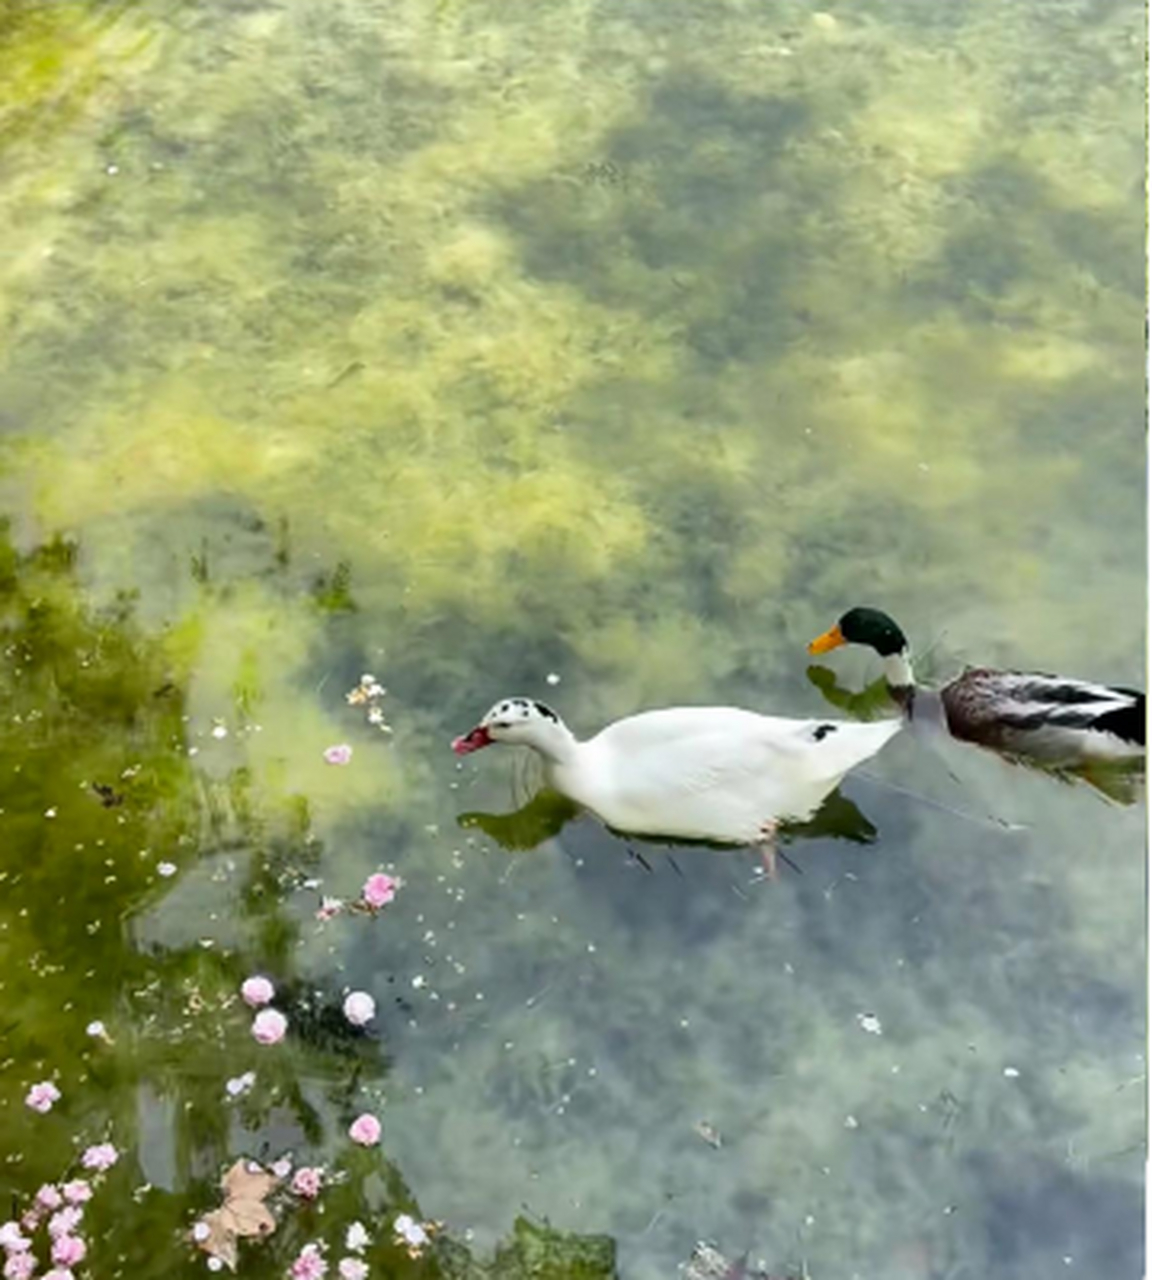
{"left": 1089, "top": 687, "right": 1144, "bottom": 748}
{"left": 986, "top": 674, "right": 1145, "bottom": 761}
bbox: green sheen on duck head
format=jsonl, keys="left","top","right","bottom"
{"left": 809, "top": 607, "right": 909, "bottom": 658}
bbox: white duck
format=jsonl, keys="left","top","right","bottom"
{"left": 452, "top": 697, "right": 903, "bottom": 862}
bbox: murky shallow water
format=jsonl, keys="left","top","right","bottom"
{"left": 0, "top": 0, "right": 1144, "bottom": 1277}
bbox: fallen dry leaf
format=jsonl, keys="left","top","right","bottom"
{"left": 190, "top": 1159, "right": 281, "bottom": 1271}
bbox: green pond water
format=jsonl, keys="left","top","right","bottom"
{"left": 0, "top": 0, "right": 1145, "bottom": 1277}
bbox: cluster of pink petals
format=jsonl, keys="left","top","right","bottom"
{"left": 290, "top": 1167, "right": 323, "bottom": 1200}
{"left": 50, "top": 1237, "right": 85, "bottom": 1267}
{"left": 4, "top": 1253, "right": 35, "bottom": 1280}
{"left": 360, "top": 874, "right": 398, "bottom": 911}
{"left": 34, "top": 1187, "right": 62, "bottom": 1212}
{"left": 25, "top": 1082, "right": 61, "bottom": 1114}
{"left": 338, "top": 1259, "right": 368, "bottom": 1280}
{"left": 1, "top": 1148, "right": 106, "bottom": 1280}
{"left": 289, "top": 1242, "right": 328, "bottom": 1280}
{"left": 0, "top": 1222, "right": 31, "bottom": 1252}
{"left": 241, "top": 976, "right": 275, "bottom": 1007}
{"left": 80, "top": 1143, "right": 118, "bottom": 1173}
{"left": 347, "top": 1114, "right": 381, "bottom": 1147}
{"left": 47, "top": 1208, "right": 83, "bottom": 1240}
{"left": 252, "top": 1008, "right": 288, "bottom": 1046}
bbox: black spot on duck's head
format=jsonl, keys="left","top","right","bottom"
{"left": 452, "top": 696, "right": 567, "bottom": 754}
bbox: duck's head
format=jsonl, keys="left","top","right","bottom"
{"left": 452, "top": 697, "right": 569, "bottom": 756}
{"left": 809, "top": 606, "right": 909, "bottom": 658}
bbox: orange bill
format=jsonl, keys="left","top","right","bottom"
{"left": 807, "top": 623, "right": 845, "bottom": 655}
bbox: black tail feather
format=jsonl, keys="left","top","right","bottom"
{"left": 1094, "top": 693, "right": 1145, "bottom": 747}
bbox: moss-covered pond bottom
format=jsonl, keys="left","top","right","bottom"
{"left": 0, "top": 0, "right": 1144, "bottom": 1276}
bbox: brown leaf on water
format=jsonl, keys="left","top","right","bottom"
{"left": 221, "top": 1161, "right": 278, "bottom": 1204}
{"left": 190, "top": 1159, "right": 281, "bottom": 1272}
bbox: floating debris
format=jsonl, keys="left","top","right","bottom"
{"left": 344, "top": 1222, "right": 370, "bottom": 1254}
{"left": 392, "top": 1212, "right": 440, "bottom": 1259}
{"left": 225, "top": 1072, "right": 256, "bottom": 1100}
{"left": 856, "top": 1012, "right": 883, "bottom": 1036}
{"left": 345, "top": 675, "right": 392, "bottom": 733}
{"left": 1003, "top": 1066, "right": 1021, "bottom": 1079}
{"left": 90, "top": 783, "right": 124, "bottom": 808}
{"left": 316, "top": 897, "right": 344, "bottom": 922}
{"left": 694, "top": 1121, "right": 723, "bottom": 1149}
{"left": 190, "top": 1159, "right": 281, "bottom": 1273}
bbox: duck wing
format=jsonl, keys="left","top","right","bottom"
{"left": 585, "top": 708, "right": 902, "bottom": 842}
{"left": 944, "top": 670, "right": 1145, "bottom": 762}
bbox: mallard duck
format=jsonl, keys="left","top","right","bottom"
{"left": 451, "top": 697, "right": 903, "bottom": 861}
{"left": 808, "top": 606, "right": 1145, "bottom": 766}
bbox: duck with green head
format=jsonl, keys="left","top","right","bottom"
{"left": 808, "top": 606, "right": 1145, "bottom": 769}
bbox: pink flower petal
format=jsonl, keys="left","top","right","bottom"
{"left": 290, "top": 1167, "right": 323, "bottom": 1200}
{"left": 25, "top": 1081, "right": 61, "bottom": 1113}
{"left": 252, "top": 1008, "right": 288, "bottom": 1045}
{"left": 323, "top": 744, "right": 353, "bottom": 766}
{"left": 0, "top": 1222, "right": 30, "bottom": 1252}
{"left": 348, "top": 1113, "right": 381, "bottom": 1147}
{"left": 3, "top": 1253, "right": 35, "bottom": 1280}
{"left": 80, "top": 1143, "right": 118, "bottom": 1172}
{"left": 51, "top": 1235, "right": 86, "bottom": 1267}
{"left": 240, "top": 976, "right": 275, "bottom": 1008}
{"left": 35, "top": 1185, "right": 63, "bottom": 1211}
{"left": 48, "top": 1207, "right": 83, "bottom": 1239}
{"left": 342, "top": 992, "right": 375, "bottom": 1027}
{"left": 360, "top": 873, "right": 398, "bottom": 910}
{"left": 290, "top": 1243, "right": 329, "bottom": 1280}
{"left": 61, "top": 1182, "right": 91, "bottom": 1206}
